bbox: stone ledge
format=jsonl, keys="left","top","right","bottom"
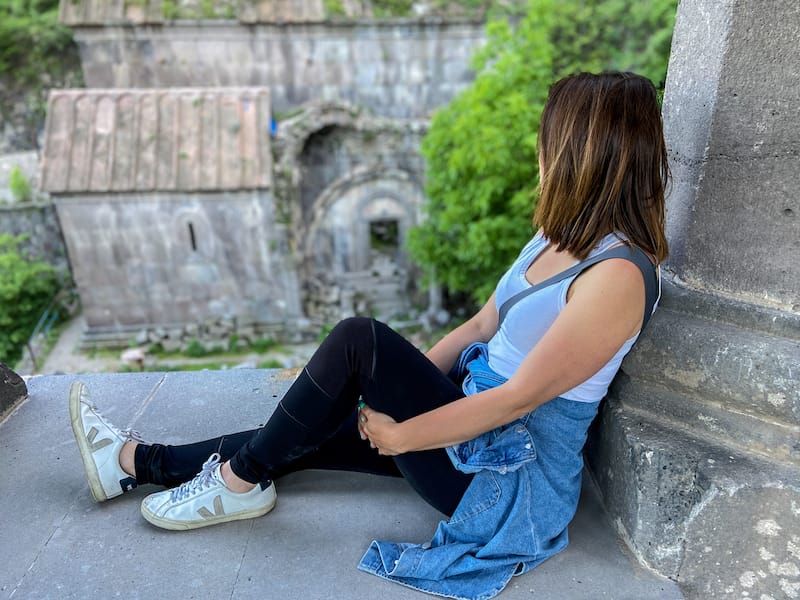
{"left": 618, "top": 281, "right": 799, "bottom": 465}
{"left": 1, "top": 370, "right": 683, "bottom": 599}
{"left": 586, "top": 397, "right": 800, "bottom": 599}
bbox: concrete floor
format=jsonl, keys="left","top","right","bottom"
{"left": 1, "top": 370, "right": 684, "bottom": 600}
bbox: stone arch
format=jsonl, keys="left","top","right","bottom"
{"left": 300, "top": 167, "right": 425, "bottom": 321}
{"left": 272, "top": 100, "right": 428, "bottom": 321}
{"left": 272, "top": 100, "right": 426, "bottom": 248}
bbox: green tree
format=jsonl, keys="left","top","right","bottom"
{"left": 408, "top": 0, "right": 677, "bottom": 305}
{"left": 0, "top": 0, "right": 82, "bottom": 149}
{"left": 0, "top": 234, "right": 60, "bottom": 365}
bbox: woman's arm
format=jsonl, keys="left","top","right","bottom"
{"left": 361, "top": 258, "right": 646, "bottom": 454}
{"left": 424, "top": 292, "right": 499, "bottom": 374}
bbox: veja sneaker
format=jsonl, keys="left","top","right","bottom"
{"left": 69, "top": 381, "right": 141, "bottom": 502}
{"left": 140, "top": 453, "right": 276, "bottom": 531}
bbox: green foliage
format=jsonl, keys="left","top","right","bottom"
{"left": 258, "top": 359, "right": 284, "bottom": 369}
{"left": 8, "top": 166, "right": 32, "bottom": 202}
{"left": 408, "top": 0, "right": 677, "bottom": 305}
{"left": 372, "top": 0, "right": 414, "bottom": 17}
{"left": 162, "top": 0, "right": 179, "bottom": 19}
{"left": 316, "top": 323, "right": 335, "bottom": 344}
{"left": 184, "top": 338, "right": 207, "bottom": 357}
{"left": 0, "top": 0, "right": 82, "bottom": 148}
{"left": 0, "top": 234, "right": 60, "bottom": 364}
{"left": 251, "top": 336, "right": 280, "bottom": 353}
{"left": 324, "top": 0, "right": 346, "bottom": 17}
{"left": 160, "top": 0, "right": 239, "bottom": 19}
{"left": 0, "top": 0, "right": 75, "bottom": 82}
{"left": 227, "top": 333, "right": 240, "bottom": 351}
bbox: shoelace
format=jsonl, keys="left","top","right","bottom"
{"left": 169, "top": 453, "right": 221, "bottom": 502}
{"left": 89, "top": 403, "right": 146, "bottom": 443}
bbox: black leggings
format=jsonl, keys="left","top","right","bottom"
{"left": 134, "top": 318, "right": 473, "bottom": 516}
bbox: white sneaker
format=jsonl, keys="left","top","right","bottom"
{"left": 140, "top": 453, "right": 276, "bottom": 531}
{"left": 69, "top": 381, "right": 141, "bottom": 502}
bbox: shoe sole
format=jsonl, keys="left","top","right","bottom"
{"left": 68, "top": 381, "right": 108, "bottom": 503}
{"left": 140, "top": 494, "right": 277, "bottom": 531}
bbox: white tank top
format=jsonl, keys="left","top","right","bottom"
{"left": 487, "top": 230, "right": 653, "bottom": 403}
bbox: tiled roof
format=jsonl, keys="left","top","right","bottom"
{"left": 41, "top": 88, "right": 273, "bottom": 193}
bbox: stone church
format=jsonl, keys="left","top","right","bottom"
{"left": 41, "top": 0, "right": 492, "bottom": 347}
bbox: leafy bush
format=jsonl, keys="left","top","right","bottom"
{"left": 0, "top": 0, "right": 82, "bottom": 149}
{"left": 324, "top": 0, "right": 346, "bottom": 17}
{"left": 251, "top": 337, "right": 279, "bottom": 353}
{"left": 0, "top": 234, "right": 60, "bottom": 364}
{"left": 408, "top": 0, "right": 677, "bottom": 305}
{"left": 8, "top": 166, "right": 32, "bottom": 202}
{"left": 160, "top": 0, "right": 238, "bottom": 19}
{"left": 184, "top": 339, "right": 207, "bottom": 357}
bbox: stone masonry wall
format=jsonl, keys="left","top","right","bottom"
{"left": 0, "top": 201, "right": 69, "bottom": 273}
{"left": 71, "top": 20, "right": 486, "bottom": 119}
{"left": 55, "top": 191, "right": 301, "bottom": 342}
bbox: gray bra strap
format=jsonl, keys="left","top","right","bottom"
{"left": 497, "top": 244, "right": 659, "bottom": 332}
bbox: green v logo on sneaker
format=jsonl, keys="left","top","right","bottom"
{"left": 87, "top": 426, "right": 112, "bottom": 452}
{"left": 198, "top": 495, "right": 225, "bottom": 520}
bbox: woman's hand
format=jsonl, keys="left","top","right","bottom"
{"left": 358, "top": 405, "right": 405, "bottom": 456}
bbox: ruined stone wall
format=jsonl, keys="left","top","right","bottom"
{"left": 55, "top": 191, "right": 302, "bottom": 345}
{"left": 272, "top": 103, "right": 428, "bottom": 322}
{"left": 0, "top": 201, "right": 68, "bottom": 273}
{"left": 71, "top": 20, "right": 485, "bottom": 119}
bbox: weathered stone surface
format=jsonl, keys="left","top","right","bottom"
{"left": 615, "top": 283, "right": 799, "bottom": 465}
{"left": 680, "top": 487, "right": 800, "bottom": 599}
{"left": 0, "top": 202, "right": 68, "bottom": 272}
{"left": 663, "top": 0, "right": 800, "bottom": 310}
{"left": 159, "top": 338, "right": 183, "bottom": 353}
{"left": 0, "top": 363, "right": 27, "bottom": 414}
{"left": 58, "top": 191, "right": 302, "bottom": 344}
{"left": 587, "top": 2, "right": 800, "bottom": 598}
{"left": 587, "top": 398, "right": 799, "bottom": 595}
{"left": 71, "top": 20, "right": 485, "bottom": 119}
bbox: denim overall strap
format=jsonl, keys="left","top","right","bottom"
{"left": 497, "top": 244, "right": 658, "bottom": 332}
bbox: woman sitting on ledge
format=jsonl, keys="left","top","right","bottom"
{"left": 70, "top": 71, "right": 668, "bottom": 600}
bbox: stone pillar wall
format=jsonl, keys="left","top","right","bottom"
{"left": 586, "top": 2, "right": 800, "bottom": 599}
{"left": 664, "top": 0, "right": 799, "bottom": 309}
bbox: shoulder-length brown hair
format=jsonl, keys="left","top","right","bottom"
{"left": 534, "top": 72, "right": 669, "bottom": 262}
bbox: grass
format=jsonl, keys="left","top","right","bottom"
{"left": 76, "top": 332, "right": 301, "bottom": 374}
{"left": 45, "top": 316, "right": 459, "bottom": 375}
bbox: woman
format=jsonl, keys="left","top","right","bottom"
{"left": 70, "top": 71, "right": 668, "bottom": 600}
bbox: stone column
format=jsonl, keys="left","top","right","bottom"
{"left": 586, "top": 1, "right": 800, "bottom": 599}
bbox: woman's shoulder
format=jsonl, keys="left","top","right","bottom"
{"left": 569, "top": 248, "right": 647, "bottom": 335}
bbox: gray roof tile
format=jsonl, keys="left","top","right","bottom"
{"left": 41, "top": 88, "right": 273, "bottom": 193}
